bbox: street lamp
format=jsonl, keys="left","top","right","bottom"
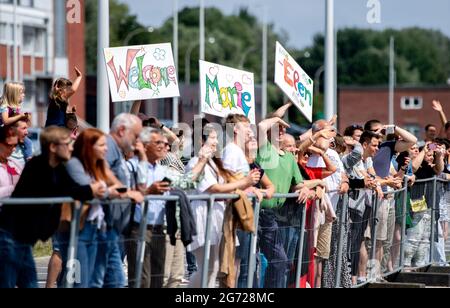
{"left": 123, "top": 26, "right": 154, "bottom": 46}
{"left": 185, "top": 36, "right": 215, "bottom": 85}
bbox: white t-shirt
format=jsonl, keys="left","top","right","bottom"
{"left": 222, "top": 142, "right": 250, "bottom": 175}
{"left": 186, "top": 157, "right": 226, "bottom": 251}
{"left": 325, "top": 149, "right": 344, "bottom": 210}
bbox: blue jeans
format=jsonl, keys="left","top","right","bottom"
{"left": 186, "top": 250, "right": 197, "bottom": 275}
{"left": 58, "top": 222, "right": 98, "bottom": 288}
{"left": 0, "top": 230, "right": 38, "bottom": 288}
{"left": 90, "top": 229, "right": 125, "bottom": 288}
{"left": 279, "top": 225, "right": 301, "bottom": 287}
{"left": 23, "top": 136, "right": 33, "bottom": 160}
{"left": 236, "top": 230, "right": 259, "bottom": 288}
{"left": 258, "top": 210, "right": 288, "bottom": 288}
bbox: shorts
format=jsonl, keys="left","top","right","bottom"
{"left": 315, "top": 222, "right": 332, "bottom": 259}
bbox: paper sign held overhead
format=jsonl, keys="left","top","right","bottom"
{"left": 199, "top": 60, "right": 256, "bottom": 124}
{"left": 104, "top": 43, "right": 180, "bottom": 102}
{"left": 275, "top": 41, "right": 314, "bottom": 122}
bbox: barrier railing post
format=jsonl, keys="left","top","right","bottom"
{"left": 369, "top": 193, "right": 379, "bottom": 281}
{"left": 201, "top": 196, "right": 216, "bottom": 288}
{"left": 430, "top": 177, "right": 437, "bottom": 263}
{"left": 247, "top": 198, "right": 261, "bottom": 288}
{"left": 399, "top": 178, "right": 408, "bottom": 269}
{"left": 295, "top": 201, "right": 308, "bottom": 288}
{"left": 65, "top": 201, "right": 82, "bottom": 289}
{"left": 135, "top": 200, "right": 150, "bottom": 288}
{"left": 335, "top": 193, "right": 349, "bottom": 288}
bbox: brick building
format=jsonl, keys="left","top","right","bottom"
{"left": 0, "top": 0, "right": 85, "bottom": 127}
{"left": 338, "top": 85, "right": 450, "bottom": 139}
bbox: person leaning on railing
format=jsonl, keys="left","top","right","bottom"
{"left": 0, "top": 126, "right": 107, "bottom": 288}
{"left": 403, "top": 142, "right": 445, "bottom": 267}
{"left": 185, "top": 123, "right": 260, "bottom": 288}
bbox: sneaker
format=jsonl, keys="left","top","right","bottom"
{"left": 356, "top": 277, "right": 367, "bottom": 285}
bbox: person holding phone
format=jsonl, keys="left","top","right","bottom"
{"left": 55, "top": 128, "right": 126, "bottom": 288}
{"left": 186, "top": 123, "right": 260, "bottom": 288}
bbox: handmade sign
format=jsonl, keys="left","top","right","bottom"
{"left": 199, "top": 60, "right": 256, "bottom": 124}
{"left": 104, "top": 43, "right": 180, "bottom": 102}
{"left": 275, "top": 41, "right": 314, "bottom": 122}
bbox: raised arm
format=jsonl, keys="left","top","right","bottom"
{"left": 433, "top": 146, "right": 445, "bottom": 175}
{"left": 271, "top": 102, "right": 292, "bottom": 118}
{"left": 67, "top": 67, "right": 83, "bottom": 100}
{"left": 130, "top": 100, "right": 143, "bottom": 115}
{"left": 394, "top": 126, "right": 418, "bottom": 153}
{"left": 258, "top": 117, "right": 290, "bottom": 148}
{"left": 432, "top": 100, "right": 448, "bottom": 137}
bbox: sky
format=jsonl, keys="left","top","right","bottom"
{"left": 123, "top": 0, "right": 450, "bottom": 49}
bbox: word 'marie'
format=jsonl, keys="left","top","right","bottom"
{"left": 107, "top": 49, "right": 177, "bottom": 92}
{"left": 283, "top": 58, "right": 312, "bottom": 107}
{"left": 205, "top": 75, "right": 252, "bottom": 117}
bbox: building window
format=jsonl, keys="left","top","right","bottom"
{"left": 0, "top": 23, "right": 13, "bottom": 43}
{"left": 22, "top": 26, "right": 45, "bottom": 55}
{"left": 0, "top": 0, "right": 33, "bottom": 6}
{"left": 19, "top": 0, "right": 33, "bottom": 7}
{"left": 401, "top": 96, "right": 423, "bottom": 110}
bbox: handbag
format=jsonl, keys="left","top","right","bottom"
{"left": 410, "top": 196, "right": 428, "bottom": 213}
{"left": 410, "top": 184, "right": 428, "bottom": 213}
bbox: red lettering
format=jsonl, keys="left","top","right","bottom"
{"left": 106, "top": 49, "right": 139, "bottom": 92}
{"left": 283, "top": 58, "right": 294, "bottom": 87}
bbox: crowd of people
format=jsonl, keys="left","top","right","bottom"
{"left": 0, "top": 68, "right": 449, "bottom": 288}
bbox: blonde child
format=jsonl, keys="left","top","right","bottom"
{"left": 0, "top": 82, "right": 29, "bottom": 126}
{"left": 0, "top": 82, "right": 33, "bottom": 160}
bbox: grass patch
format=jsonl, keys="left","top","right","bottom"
{"left": 33, "top": 241, "right": 53, "bottom": 258}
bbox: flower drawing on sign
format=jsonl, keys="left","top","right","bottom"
{"left": 153, "top": 48, "right": 166, "bottom": 61}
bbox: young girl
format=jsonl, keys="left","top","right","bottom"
{"left": 45, "top": 67, "right": 82, "bottom": 128}
{"left": 0, "top": 82, "right": 29, "bottom": 126}
{"left": 0, "top": 82, "right": 33, "bottom": 160}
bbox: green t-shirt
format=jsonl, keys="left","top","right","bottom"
{"left": 256, "top": 142, "right": 303, "bottom": 209}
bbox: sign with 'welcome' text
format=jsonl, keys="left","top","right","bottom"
{"left": 104, "top": 43, "right": 180, "bottom": 102}
{"left": 200, "top": 60, "right": 256, "bottom": 124}
{"left": 275, "top": 41, "right": 314, "bottom": 122}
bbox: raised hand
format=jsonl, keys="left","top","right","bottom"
{"left": 432, "top": 100, "right": 443, "bottom": 112}
{"left": 74, "top": 66, "right": 82, "bottom": 77}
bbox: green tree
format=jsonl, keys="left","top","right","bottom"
{"left": 85, "top": 0, "right": 145, "bottom": 74}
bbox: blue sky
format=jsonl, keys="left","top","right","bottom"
{"left": 123, "top": 0, "right": 450, "bottom": 49}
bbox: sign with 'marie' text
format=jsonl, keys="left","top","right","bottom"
{"left": 200, "top": 60, "right": 256, "bottom": 124}
{"left": 104, "top": 43, "right": 180, "bottom": 102}
{"left": 275, "top": 41, "right": 314, "bottom": 122}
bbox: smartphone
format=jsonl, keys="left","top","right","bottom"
{"left": 162, "top": 177, "right": 172, "bottom": 185}
{"left": 428, "top": 143, "right": 437, "bottom": 151}
{"left": 116, "top": 187, "right": 128, "bottom": 193}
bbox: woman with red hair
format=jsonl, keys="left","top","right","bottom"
{"left": 55, "top": 128, "right": 123, "bottom": 288}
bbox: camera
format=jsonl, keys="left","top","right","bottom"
{"left": 386, "top": 125, "right": 395, "bottom": 135}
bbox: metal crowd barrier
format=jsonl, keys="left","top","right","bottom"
{"left": 1, "top": 176, "right": 448, "bottom": 288}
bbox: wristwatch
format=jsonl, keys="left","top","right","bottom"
{"left": 160, "top": 124, "right": 165, "bottom": 129}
